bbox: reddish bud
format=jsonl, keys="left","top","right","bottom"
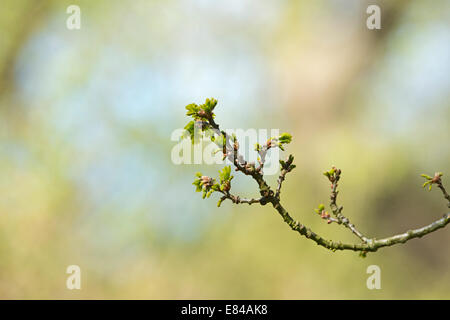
{"left": 431, "top": 173, "right": 441, "bottom": 184}
{"left": 197, "top": 109, "right": 207, "bottom": 117}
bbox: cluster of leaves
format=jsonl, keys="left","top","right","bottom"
{"left": 185, "top": 98, "right": 295, "bottom": 205}
{"left": 183, "top": 120, "right": 203, "bottom": 143}
{"left": 218, "top": 166, "right": 234, "bottom": 191}
{"left": 193, "top": 173, "right": 218, "bottom": 199}
{"left": 254, "top": 133, "right": 293, "bottom": 167}
{"left": 279, "top": 154, "right": 296, "bottom": 172}
{"left": 185, "top": 98, "right": 218, "bottom": 120}
{"left": 421, "top": 172, "right": 443, "bottom": 191}
{"left": 183, "top": 98, "right": 218, "bottom": 143}
{"left": 264, "top": 133, "right": 293, "bottom": 151}
{"left": 323, "top": 166, "right": 341, "bottom": 182}
{"left": 192, "top": 166, "right": 234, "bottom": 206}
{"left": 278, "top": 133, "right": 292, "bottom": 147}
{"left": 217, "top": 166, "right": 234, "bottom": 207}
{"left": 315, "top": 203, "right": 325, "bottom": 213}
{"left": 314, "top": 204, "right": 333, "bottom": 224}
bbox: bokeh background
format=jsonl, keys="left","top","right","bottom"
{"left": 0, "top": 0, "right": 449, "bottom": 299}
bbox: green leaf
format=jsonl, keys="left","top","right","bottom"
{"left": 183, "top": 121, "right": 195, "bottom": 143}
{"left": 219, "top": 166, "right": 232, "bottom": 183}
{"left": 202, "top": 98, "right": 218, "bottom": 113}
{"left": 186, "top": 99, "right": 218, "bottom": 120}
{"left": 183, "top": 120, "right": 205, "bottom": 144}
{"left": 287, "top": 154, "right": 294, "bottom": 164}
{"left": 192, "top": 179, "right": 202, "bottom": 192}
{"left": 185, "top": 103, "right": 200, "bottom": 117}
{"left": 184, "top": 120, "right": 194, "bottom": 134}
{"left": 421, "top": 174, "right": 432, "bottom": 180}
{"left": 278, "top": 132, "right": 292, "bottom": 145}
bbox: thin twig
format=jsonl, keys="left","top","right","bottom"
{"left": 436, "top": 181, "right": 450, "bottom": 208}
{"left": 272, "top": 199, "right": 449, "bottom": 252}
{"left": 276, "top": 169, "right": 288, "bottom": 199}
{"left": 327, "top": 168, "right": 369, "bottom": 242}
{"left": 220, "top": 192, "right": 262, "bottom": 205}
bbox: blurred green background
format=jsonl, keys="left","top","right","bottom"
{"left": 0, "top": 0, "right": 449, "bottom": 299}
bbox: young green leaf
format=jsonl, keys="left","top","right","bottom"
{"left": 219, "top": 166, "right": 232, "bottom": 183}
{"left": 202, "top": 98, "right": 218, "bottom": 113}
{"left": 185, "top": 103, "right": 200, "bottom": 117}
{"left": 278, "top": 133, "right": 292, "bottom": 144}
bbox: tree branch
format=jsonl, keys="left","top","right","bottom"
{"left": 185, "top": 99, "right": 450, "bottom": 256}
{"left": 272, "top": 198, "right": 449, "bottom": 253}
{"left": 325, "top": 167, "right": 369, "bottom": 242}
{"left": 276, "top": 155, "right": 295, "bottom": 199}
{"left": 219, "top": 192, "right": 262, "bottom": 205}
